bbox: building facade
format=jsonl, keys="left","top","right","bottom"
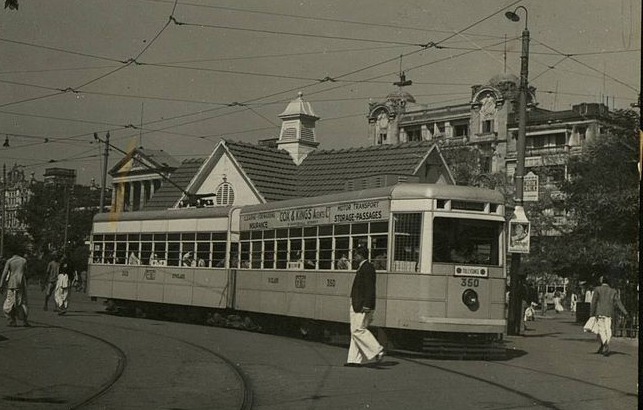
{"left": 367, "top": 74, "right": 620, "bottom": 223}
{"left": 1, "top": 164, "right": 36, "bottom": 235}
{"left": 109, "top": 148, "right": 180, "bottom": 212}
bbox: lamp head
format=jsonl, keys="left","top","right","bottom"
{"left": 505, "top": 11, "right": 520, "bottom": 22}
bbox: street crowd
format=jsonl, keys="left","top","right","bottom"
{"left": 1, "top": 243, "right": 87, "bottom": 327}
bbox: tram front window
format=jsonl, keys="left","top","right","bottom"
{"left": 432, "top": 217, "right": 501, "bottom": 266}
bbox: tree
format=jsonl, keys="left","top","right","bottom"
{"left": 556, "top": 110, "right": 639, "bottom": 289}
{"left": 17, "top": 182, "right": 100, "bottom": 256}
{"left": 4, "top": 0, "right": 18, "bottom": 10}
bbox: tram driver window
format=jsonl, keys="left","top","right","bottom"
{"left": 432, "top": 217, "right": 501, "bottom": 266}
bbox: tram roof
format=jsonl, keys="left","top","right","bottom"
{"left": 93, "top": 205, "right": 232, "bottom": 223}
{"left": 240, "top": 183, "right": 504, "bottom": 214}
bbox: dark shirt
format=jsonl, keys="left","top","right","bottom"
{"left": 350, "top": 260, "right": 376, "bottom": 312}
{"left": 590, "top": 284, "right": 627, "bottom": 317}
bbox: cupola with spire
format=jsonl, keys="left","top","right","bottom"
{"left": 276, "top": 92, "right": 320, "bottom": 165}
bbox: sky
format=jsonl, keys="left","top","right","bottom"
{"left": 0, "top": 0, "right": 640, "bottom": 185}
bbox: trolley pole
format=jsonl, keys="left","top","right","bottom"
{"left": 505, "top": 6, "right": 530, "bottom": 336}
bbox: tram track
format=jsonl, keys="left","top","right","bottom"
{"left": 395, "top": 353, "right": 637, "bottom": 409}
{"left": 31, "top": 320, "right": 128, "bottom": 410}
{"left": 57, "top": 315, "right": 254, "bottom": 410}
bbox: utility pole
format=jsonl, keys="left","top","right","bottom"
{"left": 97, "top": 131, "right": 110, "bottom": 212}
{"left": 505, "top": 6, "right": 531, "bottom": 336}
{"left": 0, "top": 164, "right": 5, "bottom": 257}
{"left": 63, "top": 184, "right": 71, "bottom": 254}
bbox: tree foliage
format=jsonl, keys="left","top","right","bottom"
{"left": 553, "top": 109, "right": 639, "bottom": 283}
{"left": 17, "top": 183, "right": 99, "bottom": 256}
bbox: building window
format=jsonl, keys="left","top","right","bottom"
{"left": 406, "top": 126, "right": 422, "bottom": 142}
{"left": 215, "top": 181, "right": 235, "bottom": 206}
{"left": 482, "top": 120, "right": 494, "bottom": 134}
{"left": 454, "top": 124, "right": 469, "bottom": 137}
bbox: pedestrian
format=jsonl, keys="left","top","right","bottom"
{"left": 570, "top": 289, "right": 578, "bottom": 313}
{"left": 590, "top": 275, "right": 628, "bottom": 356}
{"left": 584, "top": 285, "right": 594, "bottom": 304}
{"left": 539, "top": 291, "right": 547, "bottom": 316}
{"left": 54, "top": 265, "right": 70, "bottom": 315}
{"left": 553, "top": 290, "right": 564, "bottom": 313}
{"left": 79, "top": 270, "right": 87, "bottom": 293}
{"left": 44, "top": 253, "right": 60, "bottom": 311}
{"left": 345, "top": 246, "right": 384, "bottom": 367}
{"left": 0, "top": 245, "right": 31, "bottom": 327}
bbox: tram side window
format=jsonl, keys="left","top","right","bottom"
{"left": 276, "top": 239, "right": 288, "bottom": 269}
{"left": 115, "top": 235, "right": 127, "bottom": 264}
{"left": 213, "top": 242, "right": 227, "bottom": 268}
{"left": 335, "top": 235, "right": 350, "bottom": 270}
{"left": 240, "top": 242, "right": 250, "bottom": 268}
{"left": 168, "top": 234, "right": 180, "bottom": 266}
{"left": 319, "top": 237, "right": 333, "bottom": 270}
{"left": 140, "top": 234, "right": 152, "bottom": 264}
{"left": 92, "top": 235, "right": 103, "bottom": 263}
{"left": 302, "top": 238, "right": 315, "bottom": 269}
{"left": 263, "top": 240, "right": 275, "bottom": 269}
{"left": 196, "top": 241, "right": 209, "bottom": 267}
{"left": 392, "top": 213, "right": 422, "bottom": 272}
{"left": 371, "top": 235, "right": 388, "bottom": 271}
{"left": 251, "top": 240, "right": 262, "bottom": 269}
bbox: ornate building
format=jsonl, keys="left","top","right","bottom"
{"left": 367, "top": 74, "right": 618, "bottom": 200}
{"left": 1, "top": 164, "right": 36, "bottom": 235}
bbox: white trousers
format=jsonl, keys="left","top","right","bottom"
{"left": 347, "top": 304, "right": 383, "bottom": 364}
{"left": 596, "top": 316, "right": 612, "bottom": 345}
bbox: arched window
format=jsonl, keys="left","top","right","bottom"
{"left": 215, "top": 181, "right": 235, "bottom": 206}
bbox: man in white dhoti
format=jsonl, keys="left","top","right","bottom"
{"left": 590, "top": 275, "right": 628, "bottom": 356}
{"left": 0, "top": 248, "right": 30, "bottom": 327}
{"left": 55, "top": 269, "right": 70, "bottom": 315}
{"left": 345, "top": 246, "right": 384, "bottom": 367}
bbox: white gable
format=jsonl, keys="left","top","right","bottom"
{"left": 193, "top": 151, "right": 262, "bottom": 206}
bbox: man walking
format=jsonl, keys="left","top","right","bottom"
{"left": 0, "top": 246, "right": 30, "bottom": 327}
{"left": 345, "top": 246, "right": 384, "bottom": 367}
{"left": 44, "top": 253, "right": 60, "bottom": 311}
{"left": 590, "top": 275, "right": 628, "bottom": 356}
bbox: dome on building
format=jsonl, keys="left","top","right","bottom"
{"left": 279, "top": 91, "right": 319, "bottom": 119}
{"left": 489, "top": 73, "right": 519, "bottom": 86}
{"left": 386, "top": 89, "right": 416, "bottom": 104}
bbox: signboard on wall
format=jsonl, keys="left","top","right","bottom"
{"left": 523, "top": 171, "right": 539, "bottom": 202}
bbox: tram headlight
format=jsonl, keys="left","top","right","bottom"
{"left": 462, "top": 289, "right": 480, "bottom": 311}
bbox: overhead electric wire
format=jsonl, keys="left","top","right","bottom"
{"left": 0, "top": 0, "right": 180, "bottom": 110}
{"left": 0, "top": 37, "right": 124, "bottom": 63}
{"left": 0, "top": 64, "right": 122, "bottom": 76}
{"left": 99, "top": 0, "right": 525, "bottom": 146}
{"left": 174, "top": 19, "right": 429, "bottom": 47}
{"left": 533, "top": 38, "right": 639, "bottom": 92}
{"left": 140, "top": 0, "right": 507, "bottom": 40}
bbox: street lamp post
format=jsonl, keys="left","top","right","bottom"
{"left": 506, "top": 6, "right": 530, "bottom": 336}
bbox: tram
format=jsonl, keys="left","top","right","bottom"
{"left": 88, "top": 183, "right": 507, "bottom": 355}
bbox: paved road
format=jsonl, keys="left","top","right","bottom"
{"left": 0, "top": 285, "right": 637, "bottom": 409}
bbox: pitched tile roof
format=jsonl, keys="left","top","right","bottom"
{"left": 224, "top": 140, "right": 299, "bottom": 201}
{"left": 137, "top": 148, "right": 181, "bottom": 169}
{"left": 141, "top": 140, "right": 444, "bottom": 209}
{"left": 296, "top": 141, "right": 439, "bottom": 197}
{"left": 142, "top": 158, "right": 205, "bottom": 210}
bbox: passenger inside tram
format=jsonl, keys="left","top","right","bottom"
{"left": 336, "top": 253, "right": 350, "bottom": 270}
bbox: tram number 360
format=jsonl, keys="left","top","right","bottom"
{"left": 460, "top": 278, "right": 480, "bottom": 287}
